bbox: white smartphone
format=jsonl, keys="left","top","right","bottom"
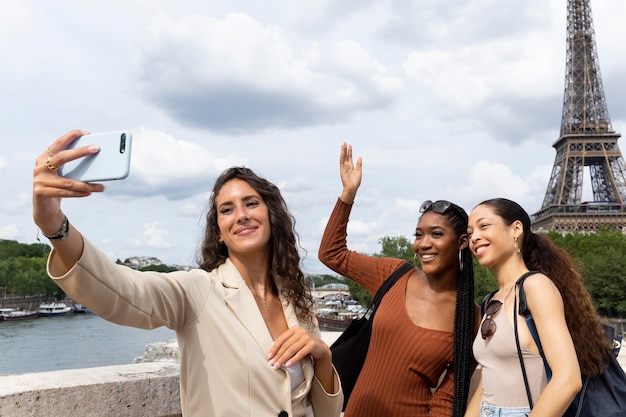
{"left": 59, "top": 131, "right": 133, "bottom": 182}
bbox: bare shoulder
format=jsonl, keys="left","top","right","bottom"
{"left": 522, "top": 272, "right": 563, "bottom": 307}
{"left": 521, "top": 272, "right": 557, "bottom": 290}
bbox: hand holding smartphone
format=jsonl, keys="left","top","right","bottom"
{"left": 59, "top": 131, "right": 133, "bottom": 182}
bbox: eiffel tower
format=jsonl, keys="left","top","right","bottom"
{"left": 531, "top": 0, "right": 626, "bottom": 232}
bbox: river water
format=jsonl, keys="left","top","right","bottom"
{"left": 0, "top": 312, "right": 343, "bottom": 376}
{"left": 0, "top": 313, "right": 175, "bottom": 376}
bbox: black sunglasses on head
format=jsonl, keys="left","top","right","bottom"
{"left": 419, "top": 200, "right": 453, "bottom": 214}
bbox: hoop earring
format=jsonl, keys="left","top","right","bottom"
{"left": 413, "top": 253, "right": 419, "bottom": 267}
{"left": 514, "top": 236, "right": 521, "bottom": 254}
{"left": 458, "top": 250, "right": 463, "bottom": 273}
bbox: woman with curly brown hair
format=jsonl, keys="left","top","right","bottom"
{"left": 198, "top": 165, "right": 317, "bottom": 325}
{"left": 465, "top": 198, "right": 611, "bottom": 417}
{"left": 32, "top": 130, "right": 343, "bottom": 417}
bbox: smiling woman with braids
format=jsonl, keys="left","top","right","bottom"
{"left": 318, "top": 143, "right": 480, "bottom": 417}
{"left": 32, "top": 130, "right": 343, "bottom": 417}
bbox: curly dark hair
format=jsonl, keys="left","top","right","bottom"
{"left": 420, "top": 201, "right": 475, "bottom": 417}
{"left": 479, "top": 198, "right": 611, "bottom": 376}
{"left": 197, "top": 167, "right": 315, "bottom": 324}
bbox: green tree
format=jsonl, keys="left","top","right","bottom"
{"left": 344, "top": 235, "right": 415, "bottom": 305}
{"left": 348, "top": 280, "right": 373, "bottom": 307}
{"left": 0, "top": 239, "right": 50, "bottom": 259}
{"left": 581, "top": 247, "right": 626, "bottom": 315}
{"left": 376, "top": 235, "right": 414, "bottom": 263}
{"left": 473, "top": 261, "right": 497, "bottom": 303}
{"left": 547, "top": 227, "right": 626, "bottom": 316}
{"left": 0, "top": 256, "right": 62, "bottom": 297}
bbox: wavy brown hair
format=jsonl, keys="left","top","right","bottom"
{"left": 197, "top": 167, "right": 315, "bottom": 324}
{"left": 479, "top": 198, "right": 611, "bottom": 376}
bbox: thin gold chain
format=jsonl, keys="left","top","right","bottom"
{"left": 251, "top": 282, "right": 274, "bottom": 310}
{"left": 262, "top": 292, "right": 270, "bottom": 310}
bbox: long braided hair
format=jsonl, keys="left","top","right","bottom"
{"left": 420, "top": 202, "right": 475, "bottom": 416}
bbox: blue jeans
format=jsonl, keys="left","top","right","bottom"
{"left": 480, "top": 401, "right": 530, "bottom": 417}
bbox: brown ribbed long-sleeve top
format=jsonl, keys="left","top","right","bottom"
{"left": 319, "top": 199, "right": 455, "bottom": 417}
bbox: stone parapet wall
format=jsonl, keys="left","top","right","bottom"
{"left": 0, "top": 339, "right": 182, "bottom": 417}
{"left": 0, "top": 362, "right": 181, "bottom": 417}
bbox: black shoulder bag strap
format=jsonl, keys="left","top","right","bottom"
{"left": 366, "top": 261, "right": 414, "bottom": 320}
{"left": 481, "top": 290, "right": 498, "bottom": 317}
{"left": 517, "top": 272, "right": 552, "bottom": 380}
{"left": 513, "top": 271, "right": 540, "bottom": 409}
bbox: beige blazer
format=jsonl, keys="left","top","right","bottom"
{"left": 48, "top": 238, "right": 343, "bottom": 417}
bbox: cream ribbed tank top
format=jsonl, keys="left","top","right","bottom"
{"left": 473, "top": 288, "right": 548, "bottom": 407}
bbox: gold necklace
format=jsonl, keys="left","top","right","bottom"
{"left": 262, "top": 291, "right": 270, "bottom": 310}
{"left": 252, "top": 283, "right": 274, "bottom": 310}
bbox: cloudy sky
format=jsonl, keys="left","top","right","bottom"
{"left": 1, "top": 0, "right": 625, "bottom": 274}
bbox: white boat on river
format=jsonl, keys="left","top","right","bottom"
{"left": 38, "top": 302, "right": 72, "bottom": 317}
{"left": 0, "top": 308, "right": 39, "bottom": 321}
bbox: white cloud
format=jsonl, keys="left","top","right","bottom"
{"left": 0, "top": 2, "right": 33, "bottom": 36}
{"left": 111, "top": 127, "right": 238, "bottom": 199}
{"left": 143, "top": 221, "right": 171, "bottom": 249}
{"left": 1, "top": 192, "right": 30, "bottom": 215}
{"left": 134, "top": 13, "right": 403, "bottom": 133}
{"left": 0, "top": 224, "right": 22, "bottom": 240}
{"left": 456, "top": 160, "right": 536, "bottom": 211}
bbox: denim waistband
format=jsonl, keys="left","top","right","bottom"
{"left": 480, "top": 401, "right": 530, "bottom": 417}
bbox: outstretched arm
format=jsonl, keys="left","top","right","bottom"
{"left": 33, "top": 130, "right": 105, "bottom": 274}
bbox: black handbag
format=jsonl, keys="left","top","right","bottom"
{"left": 330, "top": 262, "right": 413, "bottom": 410}
{"left": 562, "top": 355, "right": 626, "bottom": 417}
{"left": 512, "top": 272, "right": 626, "bottom": 416}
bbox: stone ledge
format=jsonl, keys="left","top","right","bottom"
{"left": 134, "top": 339, "right": 180, "bottom": 364}
{"left": 0, "top": 362, "right": 181, "bottom": 417}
